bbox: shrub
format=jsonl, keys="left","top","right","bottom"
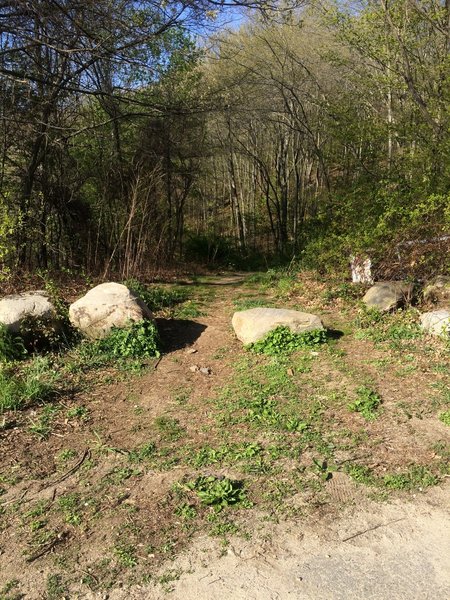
{"left": 98, "top": 320, "right": 160, "bottom": 359}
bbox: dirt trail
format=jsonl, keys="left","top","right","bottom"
{"left": 106, "top": 485, "right": 450, "bottom": 600}
{"left": 98, "top": 277, "right": 450, "bottom": 600}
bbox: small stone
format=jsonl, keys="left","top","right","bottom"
{"left": 186, "top": 348, "right": 198, "bottom": 354}
{"left": 189, "top": 365, "right": 199, "bottom": 372}
{"left": 287, "top": 368, "right": 294, "bottom": 376}
{"left": 200, "top": 367, "right": 212, "bottom": 375}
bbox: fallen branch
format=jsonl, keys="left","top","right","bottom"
{"left": 47, "top": 448, "right": 91, "bottom": 486}
{"left": 0, "top": 448, "right": 91, "bottom": 508}
{"left": 26, "top": 531, "right": 69, "bottom": 563}
{"left": 342, "top": 517, "right": 406, "bottom": 542}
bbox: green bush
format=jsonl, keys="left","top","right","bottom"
{"left": 98, "top": 320, "right": 160, "bottom": 359}
{"left": 247, "top": 326, "right": 327, "bottom": 356}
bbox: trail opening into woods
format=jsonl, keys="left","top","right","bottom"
{"left": 0, "top": 272, "right": 449, "bottom": 599}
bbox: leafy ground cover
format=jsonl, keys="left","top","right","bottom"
{"left": 0, "top": 271, "right": 448, "bottom": 598}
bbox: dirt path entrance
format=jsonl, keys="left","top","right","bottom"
{"left": 1, "top": 272, "right": 449, "bottom": 599}
{"left": 108, "top": 485, "right": 450, "bottom": 600}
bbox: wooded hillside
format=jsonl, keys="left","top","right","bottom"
{"left": 1, "top": 0, "right": 449, "bottom": 278}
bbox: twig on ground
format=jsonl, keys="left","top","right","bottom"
{"left": 341, "top": 517, "right": 406, "bottom": 542}
{"left": 47, "top": 447, "right": 91, "bottom": 486}
{"left": 26, "top": 532, "right": 69, "bottom": 563}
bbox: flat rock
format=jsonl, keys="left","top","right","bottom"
{"left": 362, "top": 281, "right": 414, "bottom": 311}
{"left": 232, "top": 307, "right": 324, "bottom": 345}
{"left": 420, "top": 310, "right": 450, "bottom": 337}
{"left": 0, "top": 291, "right": 58, "bottom": 333}
{"left": 69, "top": 282, "right": 153, "bottom": 339}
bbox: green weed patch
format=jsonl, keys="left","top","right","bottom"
{"left": 348, "top": 386, "right": 382, "bottom": 420}
{"left": 247, "top": 326, "right": 327, "bottom": 356}
{"left": 185, "top": 476, "right": 251, "bottom": 511}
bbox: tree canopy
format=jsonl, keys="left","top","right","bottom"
{"left": 1, "top": 0, "right": 448, "bottom": 278}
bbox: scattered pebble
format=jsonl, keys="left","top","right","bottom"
{"left": 186, "top": 348, "right": 198, "bottom": 354}
{"left": 190, "top": 365, "right": 211, "bottom": 374}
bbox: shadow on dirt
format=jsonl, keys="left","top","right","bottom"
{"left": 156, "top": 318, "right": 207, "bottom": 352}
{"left": 327, "top": 328, "right": 345, "bottom": 341}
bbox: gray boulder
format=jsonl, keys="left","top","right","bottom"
{"left": 232, "top": 307, "right": 324, "bottom": 345}
{"left": 423, "top": 276, "right": 450, "bottom": 305}
{"left": 0, "top": 291, "right": 58, "bottom": 333}
{"left": 69, "top": 282, "right": 153, "bottom": 339}
{"left": 420, "top": 310, "right": 450, "bottom": 338}
{"left": 362, "top": 281, "right": 414, "bottom": 312}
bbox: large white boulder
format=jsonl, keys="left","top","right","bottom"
{"left": 232, "top": 307, "right": 324, "bottom": 345}
{"left": 420, "top": 310, "right": 450, "bottom": 338}
{"left": 69, "top": 282, "right": 153, "bottom": 339}
{"left": 0, "top": 291, "right": 58, "bottom": 333}
{"left": 362, "top": 281, "right": 414, "bottom": 312}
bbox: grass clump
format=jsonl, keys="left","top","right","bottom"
{"left": 248, "top": 326, "right": 327, "bottom": 356}
{"left": 154, "top": 416, "right": 185, "bottom": 441}
{"left": 245, "top": 267, "right": 299, "bottom": 295}
{"left": 233, "top": 297, "right": 272, "bottom": 311}
{"left": 173, "top": 300, "right": 204, "bottom": 319}
{"left": 29, "top": 404, "right": 59, "bottom": 439}
{"left": 322, "top": 282, "right": 363, "bottom": 304}
{"left": 0, "top": 357, "right": 58, "bottom": 413}
{"left": 354, "top": 308, "right": 422, "bottom": 346}
{"left": 439, "top": 411, "right": 450, "bottom": 426}
{"left": 114, "top": 543, "right": 138, "bottom": 568}
{"left": 0, "top": 324, "right": 27, "bottom": 362}
{"left": 128, "top": 442, "right": 157, "bottom": 463}
{"left": 348, "top": 386, "right": 382, "bottom": 420}
{"left": 383, "top": 465, "right": 438, "bottom": 490}
{"left": 345, "top": 463, "right": 376, "bottom": 485}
